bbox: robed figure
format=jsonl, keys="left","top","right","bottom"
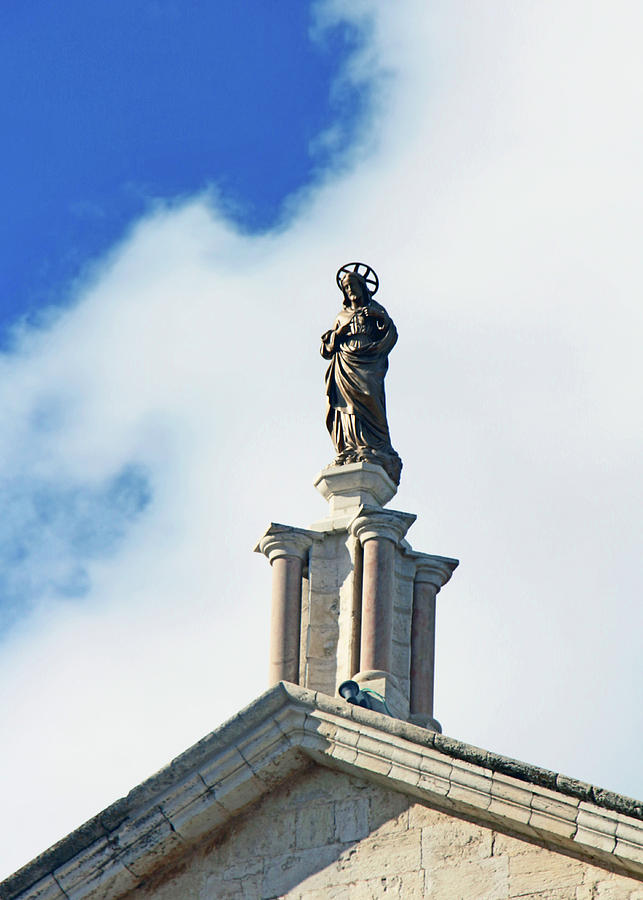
{"left": 321, "top": 264, "right": 402, "bottom": 485}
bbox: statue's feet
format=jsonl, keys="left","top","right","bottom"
{"left": 357, "top": 447, "right": 402, "bottom": 485}
{"left": 331, "top": 449, "right": 401, "bottom": 484}
{"left": 333, "top": 451, "right": 357, "bottom": 466}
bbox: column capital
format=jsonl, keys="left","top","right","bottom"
{"left": 254, "top": 523, "right": 317, "bottom": 564}
{"left": 349, "top": 506, "right": 416, "bottom": 546}
{"left": 412, "top": 552, "right": 459, "bottom": 591}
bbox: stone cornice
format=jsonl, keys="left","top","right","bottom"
{"left": 2, "top": 684, "right": 642, "bottom": 899}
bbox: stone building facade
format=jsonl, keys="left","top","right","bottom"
{"left": 2, "top": 684, "right": 642, "bottom": 899}
{"left": 128, "top": 766, "right": 643, "bottom": 900}
{"left": 2, "top": 463, "right": 642, "bottom": 899}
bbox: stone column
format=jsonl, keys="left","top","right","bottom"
{"left": 255, "top": 524, "right": 315, "bottom": 686}
{"left": 349, "top": 507, "right": 415, "bottom": 717}
{"left": 409, "top": 554, "right": 458, "bottom": 731}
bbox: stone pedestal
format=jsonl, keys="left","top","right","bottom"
{"left": 255, "top": 462, "right": 458, "bottom": 729}
{"left": 312, "top": 462, "right": 397, "bottom": 529}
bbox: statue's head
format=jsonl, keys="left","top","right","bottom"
{"left": 340, "top": 271, "right": 370, "bottom": 308}
{"left": 336, "top": 262, "right": 379, "bottom": 306}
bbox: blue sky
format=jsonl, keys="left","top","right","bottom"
{"left": 1, "top": 0, "right": 642, "bottom": 878}
{"left": 0, "top": 0, "right": 371, "bottom": 632}
{"left": 0, "top": 0, "right": 367, "bottom": 339}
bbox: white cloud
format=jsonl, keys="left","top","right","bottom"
{"left": 1, "top": 0, "right": 642, "bottom": 876}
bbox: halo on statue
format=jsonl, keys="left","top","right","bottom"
{"left": 336, "top": 262, "right": 379, "bottom": 297}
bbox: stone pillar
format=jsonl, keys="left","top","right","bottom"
{"left": 349, "top": 507, "right": 415, "bottom": 717}
{"left": 409, "top": 554, "right": 458, "bottom": 731}
{"left": 360, "top": 536, "right": 394, "bottom": 673}
{"left": 255, "top": 524, "right": 315, "bottom": 686}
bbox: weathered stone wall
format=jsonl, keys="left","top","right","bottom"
{"left": 300, "top": 524, "right": 421, "bottom": 719}
{"left": 302, "top": 530, "right": 358, "bottom": 695}
{"left": 391, "top": 548, "right": 414, "bottom": 704}
{"left": 127, "top": 766, "right": 643, "bottom": 900}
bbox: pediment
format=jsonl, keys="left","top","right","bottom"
{"left": 3, "top": 683, "right": 642, "bottom": 899}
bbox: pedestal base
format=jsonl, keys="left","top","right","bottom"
{"left": 314, "top": 462, "right": 397, "bottom": 514}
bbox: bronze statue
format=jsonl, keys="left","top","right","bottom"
{"left": 321, "top": 263, "right": 402, "bottom": 485}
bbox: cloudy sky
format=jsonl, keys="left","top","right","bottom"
{"left": 1, "top": 0, "right": 642, "bottom": 878}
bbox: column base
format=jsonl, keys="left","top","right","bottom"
{"left": 353, "top": 670, "right": 408, "bottom": 720}
{"left": 408, "top": 712, "right": 442, "bottom": 733}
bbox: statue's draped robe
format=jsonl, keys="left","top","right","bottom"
{"left": 321, "top": 299, "right": 402, "bottom": 484}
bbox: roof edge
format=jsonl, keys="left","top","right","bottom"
{"left": 291, "top": 684, "right": 642, "bottom": 821}
{"left": 2, "top": 683, "right": 641, "bottom": 899}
